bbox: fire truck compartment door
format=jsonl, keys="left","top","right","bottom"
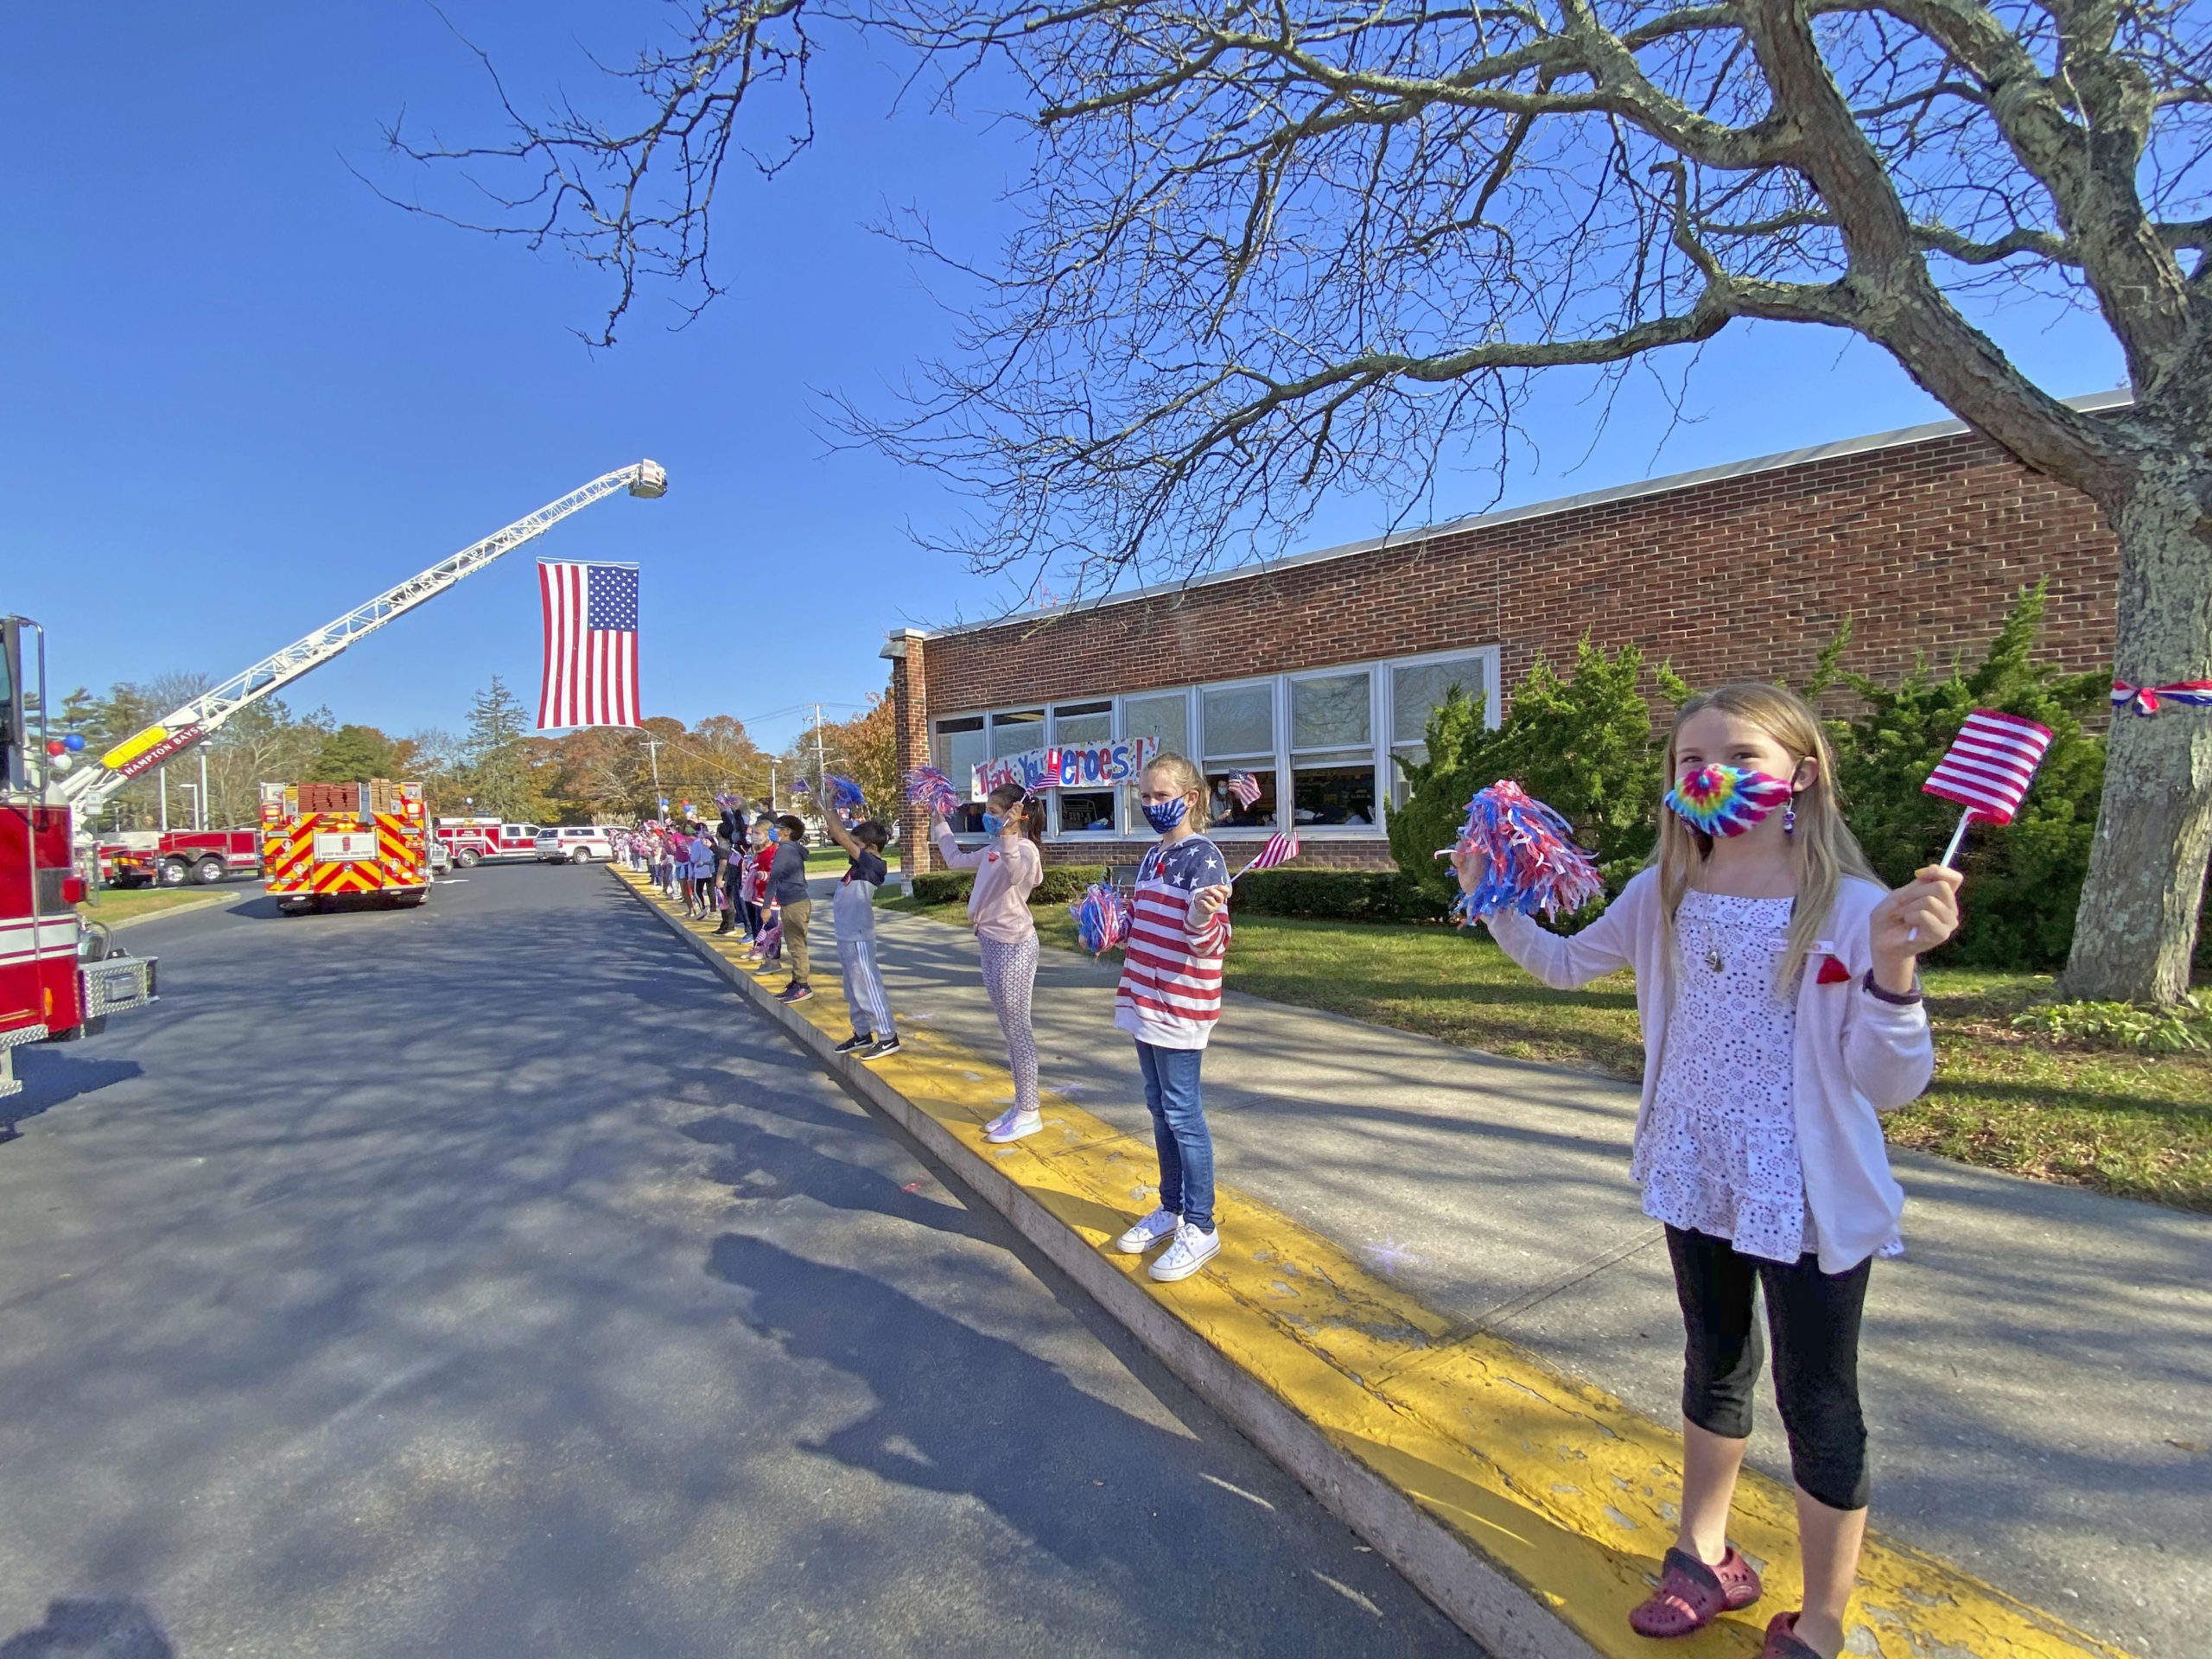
{"left": 314, "top": 830, "right": 378, "bottom": 863}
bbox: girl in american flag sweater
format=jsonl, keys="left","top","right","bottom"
{"left": 1109, "top": 753, "right": 1234, "bottom": 1281}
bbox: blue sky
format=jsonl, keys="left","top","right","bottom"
{"left": 3, "top": 3, "right": 2125, "bottom": 758}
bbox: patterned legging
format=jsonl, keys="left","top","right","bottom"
{"left": 978, "top": 934, "right": 1041, "bottom": 1116}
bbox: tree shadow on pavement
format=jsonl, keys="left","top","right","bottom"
{"left": 678, "top": 1113, "right": 996, "bottom": 1245}
{"left": 0, "top": 1597, "right": 174, "bottom": 1658}
{"left": 3, "top": 1054, "right": 143, "bottom": 1143}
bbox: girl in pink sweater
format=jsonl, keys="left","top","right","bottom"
{"left": 932, "top": 784, "right": 1046, "bottom": 1143}
{"left": 1460, "top": 683, "right": 1961, "bottom": 1659}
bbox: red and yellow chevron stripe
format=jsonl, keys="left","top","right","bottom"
{"left": 261, "top": 810, "right": 427, "bottom": 897}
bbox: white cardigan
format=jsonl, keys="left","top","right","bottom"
{"left": 1485, "top": 869, "right": 1934, "bottom": 1274}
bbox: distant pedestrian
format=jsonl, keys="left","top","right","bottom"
{"left": 823, "top": 817, "right": 899, "bottom": 1058}
{"left": 1104, "top": 753, "right": 1231, "bottom": 1285}
{"left": 1460, "top": 683, "right": 1961, "bottom": 1659}
{"left": 931, "top": 784, "right": 1045, "bottom": 1143}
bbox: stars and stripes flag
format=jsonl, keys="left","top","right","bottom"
{"left": 1224, "top": 770, "right": 1262, "bottom": 809}
{"left": 538, "top": 561, "right": 641, "bottom": 729}
{"left": 1231, "top": 828, "right": 1300, "bottom": 881}
{"left": 1922, "top": 710, "right": 2053, "bottom": 828}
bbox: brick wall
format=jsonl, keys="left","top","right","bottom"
{"left": 895, "top": 423, "right": 2118, "bottom": 875}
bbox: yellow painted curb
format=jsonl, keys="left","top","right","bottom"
{"left": 614, "top": 868, "right": 2136, "bottom": 1659}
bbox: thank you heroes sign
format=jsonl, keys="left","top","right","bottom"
{"left": 973, "top": 736, "right": 1157, "bottom": 798}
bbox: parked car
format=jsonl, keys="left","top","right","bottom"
{"left": 535, "top": 825, "right": 619, "bottom": 864}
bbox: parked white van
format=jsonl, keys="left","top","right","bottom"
{"left": 535, "top": 825, "right": 620, "bottom": 863}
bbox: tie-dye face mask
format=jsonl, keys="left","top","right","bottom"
{"left": 1663, "top": 765, "right": 1794, "bottom": 837}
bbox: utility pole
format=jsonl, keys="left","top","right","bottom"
{"left": 644, "top": 738, "right": 664, "bottom": 817}
{"left": 197, "top": 747, "right": 209, "bottom": 830}
{"left": 158, "top": 763, "right": 168, "bottom": 832}
{"left": 813, "top": 702, "right": 828, "bottom": 805}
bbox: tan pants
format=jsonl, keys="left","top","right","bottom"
{"left": 780, "top": 898, "right": 812, "bottom": 983}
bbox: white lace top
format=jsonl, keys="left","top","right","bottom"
{"left": 1634, "top": 891, "right": 1811, "bottom": 1263}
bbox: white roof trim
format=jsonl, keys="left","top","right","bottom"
{"left": 911, "top": 390, "right": 2131, "bottom": 643}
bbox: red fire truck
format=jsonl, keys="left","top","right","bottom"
{"left": 103, "top": 828, "right": 263, "bottom": 888}
{"left": 432, "top": 817, "right": 543, "bottom": 867}
{"left": 2, "top": 617, "right": 156, "bottom": 1100}
{"left": 262, "top": 781, "right": 430, "bottom": 912}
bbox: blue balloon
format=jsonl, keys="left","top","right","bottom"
{"left": 62, "top": 734, "right": 85, "bottom": 752}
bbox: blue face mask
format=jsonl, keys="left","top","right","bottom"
{"left": 982, "top": 811, "right": 1004, "bottom": 835}
{"left": 1142, "top": 797, "right": 1188, "bottom": 834}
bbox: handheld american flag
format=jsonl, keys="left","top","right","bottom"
{"left": 1923, "top": 709, "right": 2054, "bottom": 868}
{"left": 1231, "top": 829, "right": 1300, "bottom": 881}
{"left": 1224, "top": 771, "right": 1262, "bottom": 809}
{"left": 538, "top": 561, "right": 641, "bottom": 729}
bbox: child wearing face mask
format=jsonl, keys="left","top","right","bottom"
{"left": 932, "top": 784, "right": 1046, "bottom": 1141}
{"left": 1106, "top": 753, "right": 1235, "bottom": 1284}
{"left": 1456, "top": 683, "right": 1963, "bottom": 1659}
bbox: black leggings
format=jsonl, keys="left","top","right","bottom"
{"left": 1665, "top": 1226, "right": 1872, "bottom": 1512}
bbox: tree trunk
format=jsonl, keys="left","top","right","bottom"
{"left": 2058, "top": 455, "right": 2212, "bottom": 1004}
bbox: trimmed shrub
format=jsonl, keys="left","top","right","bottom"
{"left": 912, "top": 870, "right": 974, "bottom": 905}
{"left": 1230, "top": 869, "right": 1451, "bottom": 924}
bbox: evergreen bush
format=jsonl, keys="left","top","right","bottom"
{"left": 1230, "top": 870, "right": 1450, "bottom": 923}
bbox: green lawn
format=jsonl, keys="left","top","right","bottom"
{"left": 878, "top": 895, "right": 2212, "bottom": 1212}
{"left": 77, "top": 887, "right": 230, "bottom": 925}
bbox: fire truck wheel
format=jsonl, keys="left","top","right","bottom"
{"left": 455, "top": 848, "right": 481, "bottom": 868}
{"left": 157, "top": 859, "right": 192, "bottom": 887}
{"left": 192, "top": 856, "right": 226, "bottom": 885}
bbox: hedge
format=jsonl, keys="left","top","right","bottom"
{"left": 1228, "top": 869, "right": 1451, "bottom": 924}
{"left": 908, "top": 862, "right": 1109, "bottom": 907}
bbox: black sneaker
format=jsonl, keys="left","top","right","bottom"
{"left": 833, "top": 1033, "right": 873, "bottom": 1054}
{"left": 779, "top": 982, "right": 815, "bottom": 1004}
{"left": 861, "top": 1035, "right": 903, "bottom": 1059}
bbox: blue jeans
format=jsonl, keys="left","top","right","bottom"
{"left": 1135, "top": 1041, "right": 1213, "bottom": 1234}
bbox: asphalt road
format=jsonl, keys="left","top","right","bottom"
{"left": 0, "top": 864, "right": 1476, "bottom": 1658}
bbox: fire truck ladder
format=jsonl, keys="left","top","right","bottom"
{"left": 57, "top": 461, "right": 667, "bottom": 819}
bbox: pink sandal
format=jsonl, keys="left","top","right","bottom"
{"left": 1627, "top": 1545, "right": 1764, "bottom": 1638}
{"left": 1760, "top": 1611, "right": 1822, "bottom": 1659}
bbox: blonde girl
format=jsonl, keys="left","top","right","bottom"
{"left": 932, "top": 783, "right": 1047, "bottom": 1142}
{"left": 1457, "top": 683, "right": 1961, "bottom": 1659}
{"left": 1106, "top": 753, "right": 1233, "bottom": 1283}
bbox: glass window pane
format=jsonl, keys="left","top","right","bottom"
{"left": 1393, "top": 656, "right": 1487, "bottom": 746}
{"left": 935, "top": 721, "right": 988, "bottom": 792}
{"left": 1052, "top": 709, "right": 1112, "bottom": 746}
{"left": 1203, "top": 683, "right": 1274, "bottom": 759}
{"left": 1122, "top": 692, "right": 1190, "bottom": 759}
{"left": 990, "top": 709, "right": 1046, "bottom": 759}
{"left": 1291, "top": 671, "right": 1370, "bottom": 752}
{"left": 1205, "top": 768, "right": 1277, "bottom": 830}
{"left": 1291, "top": 762, "right": 1377, "bottom": 828}
{"left": 1058, "top": 790, "right": 1117, "bottom": 835}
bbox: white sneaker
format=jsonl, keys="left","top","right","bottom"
{"left": 1112, "top": 1207, "right": 1179, "bottom": 1254}
{"left": 984, "top": 1109, "right": 1043, "bottom": 1145}
{"left": 1147, "top": 1222, "right": 1220, "bottom": 1281}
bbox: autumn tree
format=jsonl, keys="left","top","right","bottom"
{"left": 397, "top": 0, "right": 2212, "bottom": 1000}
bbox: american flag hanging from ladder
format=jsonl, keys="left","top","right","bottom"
{"left": 538, "top": 561, "right": 641, "bottom": 729}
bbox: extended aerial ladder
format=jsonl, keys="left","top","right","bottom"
{"left": 52, "top": 461, "right": 667, "bottom": 820}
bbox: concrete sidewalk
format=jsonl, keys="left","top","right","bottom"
{"left": 818, "top": 880, "right": 2209, "bottom": 1659}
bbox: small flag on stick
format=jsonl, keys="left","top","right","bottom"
{"left": 1224, "top": 771, "right": 1262, "bottom": 809}
{"left": 1231, "top": 829, "right": 1300, "bottom": 881}
{"left": 1923, "top": 710, "right": 2054, "bottom": 864}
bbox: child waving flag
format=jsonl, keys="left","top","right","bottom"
{"left": 1458, "top": 683, "right": 1961, "bottom": 1659}
{"left": 1109, "top": 753, "right": 1234, "bottom": 1283}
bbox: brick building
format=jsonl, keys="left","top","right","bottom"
{"left": 884, "top": 397, "right": 2123, "bottom": 875}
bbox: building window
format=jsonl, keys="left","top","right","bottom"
{"left": 1050, "top": 699, "right": 1117, "bottom": 836}
{"left": 1123, "top": 691, "right": 1190, "bottom": 759}
{"left": 1289, "top": 670, "right": 1374, "bottom": 827}
{"left": 1202, "top": 681, "right": 1276, "bottom": 828}
{"left": 1389, "top": 653, "right": 1491, "bottom": 804}
{"left": 932, "top": 715, "right": 988, "bottom": 832}
{"left": 990, "top": 708, "right": 1046, "bottom": 758}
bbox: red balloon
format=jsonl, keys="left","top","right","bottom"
{"left": 45, "top": 739, "right": 67, "bottom": 756}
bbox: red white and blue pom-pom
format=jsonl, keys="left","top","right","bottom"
{"left": 904, "top": 766, "right": 963, "bottom": 820}
{"left": 1070, "top": 882, "right": 1132, "bottom": 954}
{"left": 822, "top": 773, "right": 868, "bottom": 817}
{"left": 1446, "top": 780, "right": 1605, "bottom": 922}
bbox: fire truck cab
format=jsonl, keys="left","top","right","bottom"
{"left": 2, "top": 617, "right": 157, "bottom": 1100}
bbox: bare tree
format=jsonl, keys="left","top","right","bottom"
{"left": 389, "top": 0, "right": 2212, "bottom": 1001}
